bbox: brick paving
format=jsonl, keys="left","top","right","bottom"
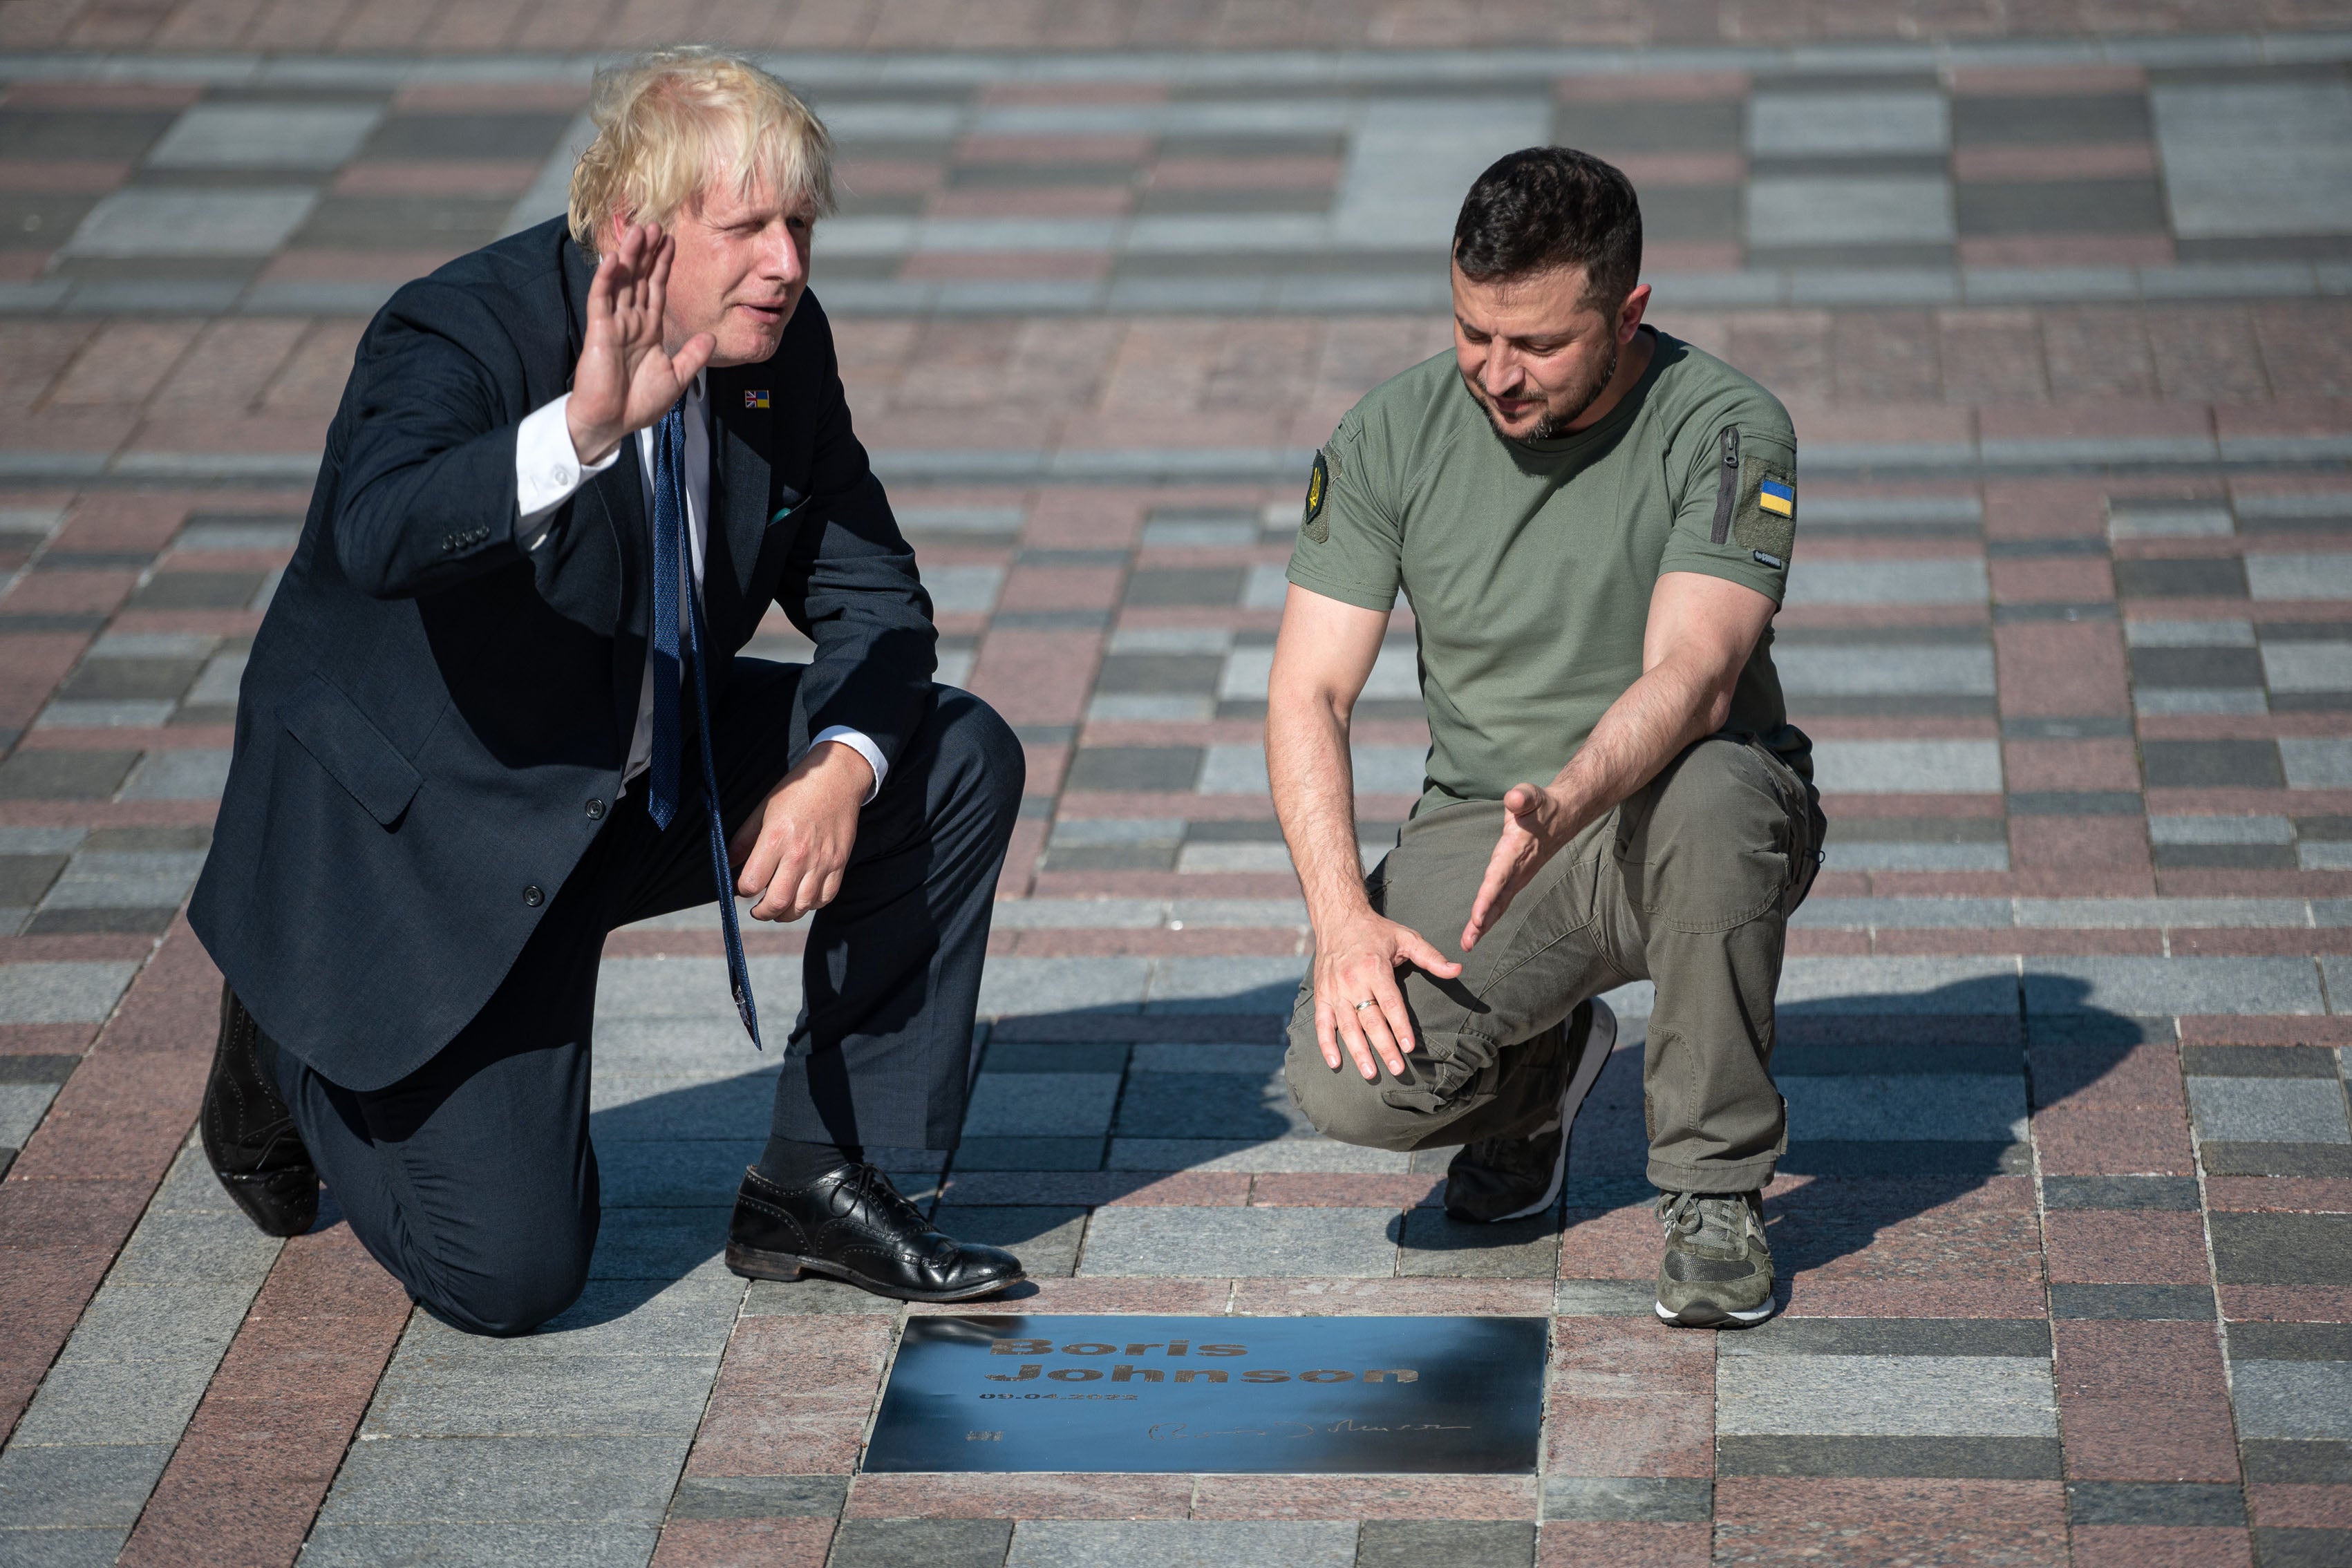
{"left": 3, "top": 14, "right": 2352, "bottom": 1568}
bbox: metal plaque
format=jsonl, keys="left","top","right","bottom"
{"left": 862, "top": 1314, "right": 1546, "bottom": 1473}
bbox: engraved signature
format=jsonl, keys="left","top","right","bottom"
{"left": 1146, "top": 1419, "right": 1473, "bottom": 1441}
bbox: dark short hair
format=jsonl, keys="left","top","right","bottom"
{"left": 1451, "top": 147, "right": 1643, "bottom": 308}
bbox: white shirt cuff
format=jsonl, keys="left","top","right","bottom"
{"left": 813, "top": 726, "right": 887, "bottom": 804}
{"left": 515, "top": 393, "right": 618, "bottom": 548}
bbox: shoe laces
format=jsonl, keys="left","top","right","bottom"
{"left": 841, "top": 1162, "right": 932, "bottom": 1231}
{"left": 1659, "top": 1191, "right": 1755, "bottom": 1254}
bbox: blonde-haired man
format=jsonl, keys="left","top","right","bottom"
{"left": 189, "top": 47, "right": 1027, "bottom": 1334}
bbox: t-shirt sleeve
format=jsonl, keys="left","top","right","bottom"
{"left": 1658, "top": 408, "right": 1798, "bottom": 605}
{"left": 1285, "top": 412, "right": 1403, "bottom": 614}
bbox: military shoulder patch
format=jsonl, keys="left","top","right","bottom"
{"left": 1301, "top": 449, "right": 1332, "bottom": 542}
{"left": 1707, "top": 423, "right": 1796, "bottom": 565}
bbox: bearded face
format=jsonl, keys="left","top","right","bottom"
{"left": 1451, "top": 262, "right": 1647, "bottom": 443}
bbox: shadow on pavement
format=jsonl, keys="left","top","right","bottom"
{"left": 556, "top": 969, "right": 2139, "bottom": 1317}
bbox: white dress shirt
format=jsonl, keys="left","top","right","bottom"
{"left": 511, "top": 377, "right": 885, "bottom": 802}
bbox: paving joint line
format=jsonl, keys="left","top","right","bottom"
{"left": 4, "top": 32, "right": 2352, "bottom": 86}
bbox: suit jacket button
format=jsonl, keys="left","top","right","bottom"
{"left": 523, "top": 885, "right": 544, "bottom": 907}
{"left": 585, "top": 799, "right": 605, "bottom": 820}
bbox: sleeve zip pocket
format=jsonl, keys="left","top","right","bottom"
{"left": 1709, "top": 424, "right": 1740, "bottom": 545}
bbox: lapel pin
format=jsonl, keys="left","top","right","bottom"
{"left": 745, "top": 390, "right": 771, "bottom": 409}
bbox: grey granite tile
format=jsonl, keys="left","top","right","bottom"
{"left": 1721, "top": 1319, "right": 2049, "bottom": 1358}
{"left": 56, "top": 1282, "right": 258, "bottom": 1362}
{"left": 952, "top": 1137, "right": 1107, "bottom": 1170}
{"left": 741, "top": 1277, "right": 905, "bottom": 1316}
{"left": 115, "top": 748, "right": 232, "bottom": 800}
{"left": 667, "top": 1474, "right": 848, "bottom": 1520}
{"left": 977, "top": 958, "right": 1151, "bottom": 1017}
{"left": 981, "top": 1043, "right": 1131, "bottom": 1075}
{"left": 2232, "top": 1361, "right": 2352, "bottom": 1441}
{"left": 1778, "top": 1073, "right": 2025, "bottom": 1142}
{"left": 2210, "top": 1213, "right": 2352, "bottom": 1285}
{"left": 360, "top": 1352, "right": 722, "bottom": 1438}
{"left": 1128, "top": 1043, "right": 1286, "bottom": 1075}
{"left": 1108, "top": 1138, "right": 1408, "bottom": 1173}
{"left": 2049, "top": 1285, "right": 2217, "bottom": 1320}
{"left": 2190, "top": 1077, "right": 2351, "bottom": 1144}
{"left": 8, "top": 1357, "right": 219, "bottom": 1446}
{"left": 0, "top": 1526, "right": 129, "bottom": 1566}
{"left": 963, "top": 1073, "right": 1123, "bottom": 1137}
{"left": 1715, "top": 1354, "right": 2058, "bottom": 1437}
{"left": 592, "top": 1137, "right": 765, "bottom": 1208}
{"left": 1114, "top": 1070, "right": 1308, "bottom": 1140}
{"left": 0, "top": 960, "right": 138, "bottom": 1024}
{"left": 2024, "top": 956, "right": 2324, "bottom": 1017}
{"left": 1356, "top": 1520, "right": 1535, "bottom": 1565}
{"left": 2067, "top": 1482, "right": 2246, "bottom": 1526}
{"left": 1145, "top": 957, "right": 1306, "bottom": 1014}
{"left": 0, "top": 1444, "right": 171, "bottom": 1528}
{"left": 1541, "top": 1476, "right": 1713, "bottom": 1522}
{"left": 0, "top": 1081, "right": 56, "bottom": 1146}
{"left": 581, "top": 1208, "right": 731, "bottom": 1283}
{"left": 1554, "top": 1281, "right": 1654, "bottom": 1316}
{"left": 2227, "top": 1323, "right": 2352, "bottom": 1361}
{"left": 836, "top": 1517, "right": 1014, "bottom": 1568}
{"left": 1008, "top": 1520, "right": 1355, "bottom": 1568}
{"left": 2244, "top": 1440, "right": 2352, "bottom": 1483}
{"left": 932, "top": 1205, "right": 1088, "bottom": 1277}
{"left": 314, "top": 1435, "right": 689, "bottom": 1525}
{"left": 149, "top": 103, "right": 381, "bottom": 168}
{"left": 107, "top": 1207, "right": 284, "bottom": 1285}
{"left": 1395, "top": 1209, "right": 1559, "bottom": 1278}
{"left": 1075, "top": 1205, "right": 1395, "bottom": 1277}
{"left": 1713, "top": 1435, "right": 2063, "bottom": 1479}
{"left": 294, "top": 1521, "right": 661, "bottom": 1566}
{"left": 65, "top": 187, "right": 317, "bottom": 257}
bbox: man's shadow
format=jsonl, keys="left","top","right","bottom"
{"left": 1565, "top": 972, "right": 2143, "bottom": 1292}
{"left": 553, "top": 969, "right": 2141, "bottom": 1324}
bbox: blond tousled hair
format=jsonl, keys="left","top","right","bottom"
{"left": 567, "top": 46, "right": 836, "bottom": 256}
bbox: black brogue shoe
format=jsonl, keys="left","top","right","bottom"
{"left": 200, "top": 986, "right": 318, "bottom": 1238}
{"left": 726, "top": 1162, "right": 1024, "bottom": 1303}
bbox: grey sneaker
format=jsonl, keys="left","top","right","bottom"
{"left": 1443, "top": 1000, "right": 1617, "bottom": 1224}
{"left": 1654, "top": 1190, "right": 1775, "bottom": 1328}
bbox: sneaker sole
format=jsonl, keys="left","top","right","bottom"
{"left": 1489, "top": 1000, "right": 1619, "bottom": 1222}
{"left": 1654, "top": 1296, "right": 1775, "bottom": 1329}
{"left": 725, "top": 1240, "right": 1026, "bottom": 1303}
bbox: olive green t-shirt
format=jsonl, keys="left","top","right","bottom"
{"left": 1286, "top": 327, "right": 1803, "bottom": 815}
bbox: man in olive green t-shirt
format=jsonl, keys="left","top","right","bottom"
{"left": 1268, "top": 148, "right": 1825, "bottom": 1329}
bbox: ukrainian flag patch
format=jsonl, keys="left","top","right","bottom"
{"left": 1758, "top": 478, "right": 1795, "bottom": 518}
{"left": 745, "top": 390, "right": 771, "bottom": 409}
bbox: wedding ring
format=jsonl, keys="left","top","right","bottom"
{"left": 1353, "top": 998, "right": 1378, "bottom": 1012}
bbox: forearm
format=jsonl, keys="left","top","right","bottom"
{"left": 1268, "top": 692, "right": 1373, "bottom": 934}
{"left": 1547, "top": 654, "right": 1727, "bottom": 833}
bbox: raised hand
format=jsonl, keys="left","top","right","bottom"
{"left": 565, "top": 222, "right": 715, "bottom": 466}
{"left": 1461, "top": 783, "right": 1570, "bottom": 952}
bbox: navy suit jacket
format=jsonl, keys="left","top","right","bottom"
{"left": 189, "top": 218, "right": 937, "bottom": 1090}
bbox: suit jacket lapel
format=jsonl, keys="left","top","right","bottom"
{"left": 704, "top": 363, "right": 771, "bottom": 648}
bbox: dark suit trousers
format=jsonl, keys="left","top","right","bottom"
{"left": 266, "top": 659, "right": 1023, "bottom": 1336}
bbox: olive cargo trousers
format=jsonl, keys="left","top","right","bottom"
{"left": 1284, "top": 734, "right": 1825, "bottom": 1194}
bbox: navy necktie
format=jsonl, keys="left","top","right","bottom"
{"left": 649, "top": 399, "right": 762, "bottom": 1050}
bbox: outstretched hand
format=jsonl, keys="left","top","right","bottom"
{"left": 566, "top": 222, "right": 715, "bottom": 467}
{"left": 1461, "top": 782, "right": 1573, "bottom": 952}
